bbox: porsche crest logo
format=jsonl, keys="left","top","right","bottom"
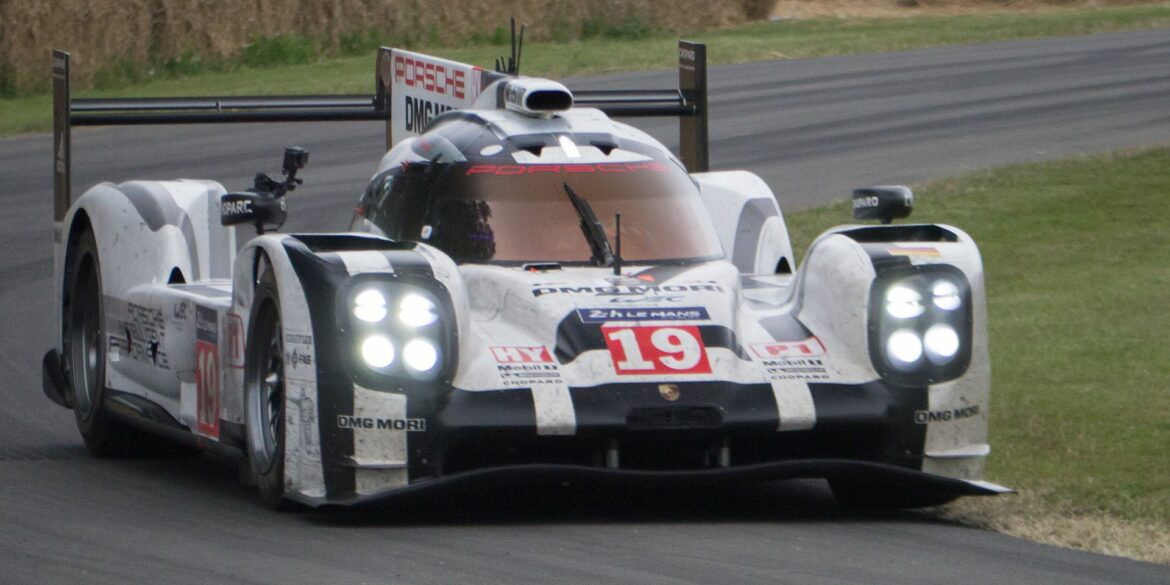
{"left": 658, "top": 383, "right": 681, "bottom": 402}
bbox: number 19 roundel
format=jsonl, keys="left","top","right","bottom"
{"left": 602, "top": 324, "right": 711, "bottom": 375}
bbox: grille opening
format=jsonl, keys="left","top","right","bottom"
{"left": 627, "top": 406, "right": 722, "bottom": 430}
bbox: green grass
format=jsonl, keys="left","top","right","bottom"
{"left": 3, "top": 3, "right": 1170, "bottom": 135}
{"left": 786, "top": 148, "right": 1170, "bottom": 532}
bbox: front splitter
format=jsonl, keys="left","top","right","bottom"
{"left": 312, "top": 459, "right": 1012, "bottom": 507}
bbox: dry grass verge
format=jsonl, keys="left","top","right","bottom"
{"left": 772, "top": 0, "right": 1162, "bottom": 18}
{"left": 787, "top": 147, "right": 1170, "bottom": 566}
{"left": 939, "top": 490, "right": 1170, "bottom": 565}
{"left": 0, "top": 0, "right": 766, "bottom": 95}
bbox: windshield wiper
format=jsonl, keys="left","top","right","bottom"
{"left": 563, "top": 183, "right": 614, "bottom": 267}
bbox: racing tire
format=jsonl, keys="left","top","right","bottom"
{"left": 829, "top": 479, "right": 959, "bottom": 510}
{"left": 63, "top": 227, "right": 153, "bottom": 456}
{"left": 243, "top": 265, "right": 291, "bottom": 509}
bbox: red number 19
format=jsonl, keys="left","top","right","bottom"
{"left": 602, "top": 325, "right": 711, "bottom": 375}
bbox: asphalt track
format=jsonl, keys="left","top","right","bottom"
{"left": 1, "top": 28, "right": 1168, "bottom": 584}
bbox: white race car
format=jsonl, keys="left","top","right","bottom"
{"left": 42, "top": 40, "right": 1009, "bottom": 508}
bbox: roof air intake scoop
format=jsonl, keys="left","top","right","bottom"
{"left": 503, "top": 79, "right": 574, "bottom": 116}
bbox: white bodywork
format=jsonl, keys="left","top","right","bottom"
{"left": 48, "top": 48, "right": 996, "bottom": 505}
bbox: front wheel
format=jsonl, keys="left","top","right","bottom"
{"left": 243, "top": 267, "right": 290, "bottom": 508}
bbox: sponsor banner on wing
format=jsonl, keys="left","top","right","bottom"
{"left": 389, "top": 49, "right": 493, "bottom": 139}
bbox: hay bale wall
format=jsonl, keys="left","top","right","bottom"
{"left": 0, "top": 0, "right": 768, "bottom": 94}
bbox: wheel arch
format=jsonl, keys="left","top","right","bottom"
{"left": 229, "top": 235, "right": 329, "bottom": 504}
{"left": 795, "top": 223, "right": 992, "bottom": 481}
{"left": 693, "top": 170, "right": 794, "bottom": 274}
{"left": 61, "top": 209, "right": 94, "bottom": 324}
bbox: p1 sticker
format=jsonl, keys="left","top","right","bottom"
{"left": 602, "top": 324, "right": 711, "bottom": 375}
{"left": 750, "top": 337, "right": 826, "bottom": 359}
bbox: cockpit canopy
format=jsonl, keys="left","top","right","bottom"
{"left": 356, "top": 114, "right": 724, "bottom": 265}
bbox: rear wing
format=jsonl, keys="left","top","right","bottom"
{"left": 51, "top": 42, "right": 708, "bottom": 226}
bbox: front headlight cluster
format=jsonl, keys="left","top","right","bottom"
{"left": 870, "top": 267, "right": 972, "bottom": 385}
{"left": 346, "top": 284, "right": 446, "bottom": 380}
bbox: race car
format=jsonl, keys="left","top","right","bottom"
{"left": 42, "top": 39, "right": 1009, "bottom": 508}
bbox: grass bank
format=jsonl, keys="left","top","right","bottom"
{"left": 785, "top": 147, "right": 1170, "bottom": 564}
{"left": 2, "top": 3, "right": 1170, "bottom": 135}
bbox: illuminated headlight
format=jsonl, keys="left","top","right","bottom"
{"left": 924, "top": 324, "right": 960, "bottom": 364}
{"left": 932, "top": 280, "right": 962, "bottom": 311}
{"left": 353, "top": 289, "right": 388, "bottom": 323}
{"left": 870, "top": 267, "right": 973, "bottom": 385}
{"left": 343, "top": 281, "right": 450, "bottom": 384}
{"left": 360, "top": 335, "right": 395, "bottom": 369}
{"left": 403, "top": 338, "right": 439, "bottom": 372}
{"left": 885, "top": 285, "right": 924, "bottom": 319}
{"left": 398, "top": 293, "right": 438, "bottom": 328}
{"left": 886, "top": 329, "right": 923, "bottom": 367}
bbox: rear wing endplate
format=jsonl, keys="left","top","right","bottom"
{"left": 51, "top": 42, "right": 708, "bottom": 225}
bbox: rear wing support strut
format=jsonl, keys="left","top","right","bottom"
{"left": 52, "top": 41, "right": 707, "bottom": 227}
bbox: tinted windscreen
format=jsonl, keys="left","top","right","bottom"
{"left": 369, "top": 160, "right": 724, "bottom": 264}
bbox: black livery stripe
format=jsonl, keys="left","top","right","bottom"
{"left": 283, "top": 236, "right": 445, "bottom": 498}
{"left": 808, "top": 382, "right": 928, "bottom": 469}
{"left": 283, "top": 238, "right": 356, "bottom": 498}
{"left": 757, "top": 313, "right": 813, "bottom": 343}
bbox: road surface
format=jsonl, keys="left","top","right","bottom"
{"left": 0, "top": 28, "right": 1167, "bottom": 584}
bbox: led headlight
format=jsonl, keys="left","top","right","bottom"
{"left": 870, "top": 266, "right": 973, "bottom": 385}
{"left": 398, "top": 293, "right": 438, "bottom": 328}
{"left": 885, "top": 285, "right": 924, "bottom": 319}
{"left": 353, "top": 289, "right": 388, "bottom": 323}
{"left": 403, "top": 338, "right": 439, "bottom": 372}
{"left": 924, "top": 324, "right": 960, "bottom": 364}
{"left": 342, "top": 278, "right": 451, "bottom": 386}
{"left": 360, "top": 335, "right": 396, "bottom": 369}
{"left": 887, "top": 329, "right": 924, "bottom": 367}
{"left": 932, "top": 280, "right": 962, "bottom": 311}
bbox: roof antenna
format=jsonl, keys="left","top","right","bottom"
{"left": 515, "top": 21, "right": 526, "bottom": 75}
{"left": 613, "top": 212, "right": 622, "bottom": 276}
{"left": 496, "top": 17, "right": 526, "bottom": 76}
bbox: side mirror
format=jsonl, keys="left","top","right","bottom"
{"left": 853, "top": 186, "right": 913, "bottom": 224}
{"left": 220, "top": 192, "right": 287, "bottom": 230}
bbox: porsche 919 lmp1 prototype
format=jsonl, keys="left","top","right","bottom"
{"left": 42, "top": 40, "right": 1010, "bottom": 508}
